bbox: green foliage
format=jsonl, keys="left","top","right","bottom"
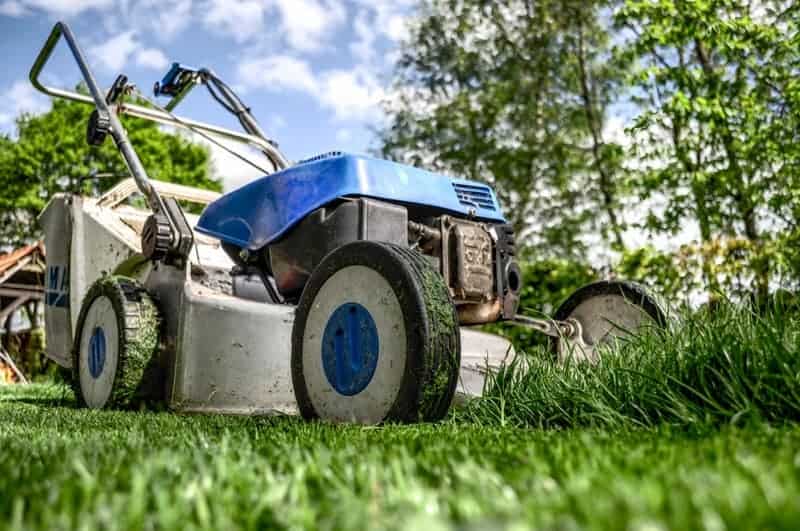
{"left": 616, "top": 0, "right": 800, "bottom": 301}
{"left": 616, "top": 246, "right": 692, "bottom": 302}
{"left": 462, "top": 303, "right": 800, "bottom": 429}
{"left": 617, "top": 238, "right": 800, "bottom": 305}
{"left": 386, "top": 0, "right": 800, "bottom": 301}
{"left": 381, "top": 0, "right": 629, "bottom": 258}
{"left": 484, "top": 258, "right": 596, "bottom": 349}
{"left": 0, "top": 97, "right": 220, "bottom": 247}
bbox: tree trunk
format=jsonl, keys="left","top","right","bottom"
{"left": 695, "top": 39, "right": 769, "bottom": 304}
{"left": 575, "top": 18, "right": 625, "bottom": 250}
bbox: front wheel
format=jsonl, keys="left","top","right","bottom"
{"left": 291, "top": 241, "right": 460, "bottom": 424}
{"left": 71, "top": 276, "right": 161, "bottom": 409}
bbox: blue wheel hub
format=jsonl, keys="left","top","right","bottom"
{"left": 322, "top": 303, "right": 379, "bottom": 396}
{"left": 88, "top": 326, "right": 106, "bottom": 379}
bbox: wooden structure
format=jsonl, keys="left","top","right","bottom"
{"left": 0, "top": 242, "right": 45, "bottom": 383}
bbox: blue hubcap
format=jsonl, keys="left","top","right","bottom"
{"left": 321, "top": 302, "right": 379, "bottom": 396}
{"left": 88, "top": 327, "right": 106, "bottom": 379}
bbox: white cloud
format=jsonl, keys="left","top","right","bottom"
{"left": 350, "top": 9, "right": 376, "bottom": 63}
{"left": 0, "top": 80, "right": 51, "bottom": 133}
{"left": 97, "top": 0, "right": 193, "bottom": 43}
{"left": 135, "top": 48, "right": 169, "bottom": 70}
{"left": 6, "top": 80, "right": 50, "bottom": 116}
{"left": 335, "top": 128, "right": 352, "bottom": 143}
{"left": 89, "top": 30, "right": 139, "bottom": 72}
{"left": 0, "top": 1, "right": 26, "bottom": 16}
{"left": 88, "top": 31, "right": 170, "bottom": 72}
{"left": 351, "top": 0, "right": 414, "bottom": 42}
{"left": 200, "top": 135, "right": 268, "bottom": 191}
{"left": 317, "top": 68, "right": 384, "bottom": 121}
{"left": 203, "top": 0, "right": 267, "bottom": 43}
{"left": 271, "top": 0, "right": 346, "bottom": 52}
{"left": 202, "top": 0, "right": 345, "bottom": 52}
{"left": 383, "top": 13, "right": 410, "bottom": 42}
{"left": 237, "top": 55, "right": 385, "bottom": 122}
{"left": 346, "top": 1, "right": 414, "bottom": 69}
{"left": 237, "top": 55, "right": 318, "bottom": 94}
{"left": 132, "top": 0, "right": 193, "bottom": 41}
{"left": 8, "top": 0, "right": 112, "bottom": 16}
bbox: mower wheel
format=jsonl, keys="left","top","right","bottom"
{"left": 291, "top": 241, "right": 460, "bottom": 424}
{"left": 551, "top": 280, "right": 667, "bottom": 363}
{"left": 72, "top": 276, "right": 161, "bottom": 409}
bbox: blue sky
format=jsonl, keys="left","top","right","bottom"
{"left": 0, "top": 0, "right": 415, "bottom": 190}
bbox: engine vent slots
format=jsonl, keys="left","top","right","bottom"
{"left": 452, "top": 182, "right": 496, "bottom": 211}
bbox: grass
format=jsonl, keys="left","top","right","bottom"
{"left": 461, "top": 304, "right": 800, "bottom": 429}
{"left": 1, "top": 305, "right": 800, "bottom": 530}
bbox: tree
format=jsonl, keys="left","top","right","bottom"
{"left": 0, "top": 96, "right": 221, "bottom": 247}
{"left": 616, "top": 0, "right": 800, "bottom": 302}
{"left": 380, "top": 0, "right": 628, "bottom": 259}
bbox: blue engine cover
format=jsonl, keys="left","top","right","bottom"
{"left": 196, "top": 152, "right": 506, "bottom": 250}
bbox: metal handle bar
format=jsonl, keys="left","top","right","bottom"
{"left": 29, "top": 22, "right": 289, "bottom": 179}
{"left": 30, "top": 22, "right": 164, "bottom": 213}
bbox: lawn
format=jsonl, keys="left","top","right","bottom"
{"left": 1, "top": 306, "right": 799, "bottom": 530}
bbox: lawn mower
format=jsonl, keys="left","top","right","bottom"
{"left": 30, "top": 22, "right": 666, "bottom": 423}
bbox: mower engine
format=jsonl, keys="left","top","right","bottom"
{"left": 246, "top": 192, "right": 520, "bottom": 325}
{"left": 407, "top": 215, "right": 520, "bottom": 324}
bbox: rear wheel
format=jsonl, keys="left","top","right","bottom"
{"left": 72, "top": 276, "right": 161, "bottom": 409}
{"left": 551, "top": 280, "right": 666, "bottom": 363}
{"left": 291, "top": 241, "right": 460, "bottom": 424}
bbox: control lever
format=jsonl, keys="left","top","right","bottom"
{"left": 105, "top": 74, "right": 129, "bottom": 105}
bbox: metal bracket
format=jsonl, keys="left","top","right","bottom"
{"left": 511, "top": 315, "right": 577, "bottom": 339}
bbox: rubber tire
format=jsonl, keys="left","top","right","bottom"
{"left": 550, "top": 280, "right": 667, "bottom": 359}
{"left": 291, "top": 241, "right": 461, "bottom": 424}
{"left": 71, "top": 276, "right": 161, "bottom": 409}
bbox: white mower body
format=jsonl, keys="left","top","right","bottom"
{"left": 39, "top": 179, "right": 514, "bottom": 415}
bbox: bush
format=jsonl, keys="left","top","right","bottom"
{"left": 3, "top": 329, "right": 60, "bottom": 382}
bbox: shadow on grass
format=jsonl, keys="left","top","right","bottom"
{"left": 0, "top": 384, "right": 75, "bottom": 408}
{"left": 6, "top": 396, "right": 75, "bottom": 408}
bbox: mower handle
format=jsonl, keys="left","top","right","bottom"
{"left": 30, "top": 21, "right": 162, "bottom": 212}
{"left": 29, "top": 22, "right": 289, "bottom": 174}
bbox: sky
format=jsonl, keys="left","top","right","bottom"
{"left": 0, "top": 0, "right": 700, "bottom": 265}
{"left": 0, "top": 0, "right": 416, "bottom": 190}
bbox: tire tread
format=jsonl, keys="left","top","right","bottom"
{"left": 71, "top": 276, "right": 161, "bottom": 409}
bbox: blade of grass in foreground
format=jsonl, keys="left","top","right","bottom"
{"left": 2, "top": 385, "right": 800, "bottom": 530}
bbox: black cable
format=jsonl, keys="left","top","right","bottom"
{"left": 202, "top": 72, "right": 284, "bottom": 169}
{"left": 132, "top": 87, "right": 273, "bottom": 175}
{"left": 205, "top": 82, "right": 237, "bottom": 115}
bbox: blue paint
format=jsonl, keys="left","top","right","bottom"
{"left": 88, "top": 327, "right": 106, "bottom": 379}
{"left": 321, "top": 303, "right": 379, "bottom": 396}
{"left": 196, "top": 153, "right": 506, "bottom": 251}
{"left": 45, "top": 265, "right": 69, "bottom": 308}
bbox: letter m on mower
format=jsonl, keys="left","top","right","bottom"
{"left": 46, "top": 265, "right": 69, "bottom": 308}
